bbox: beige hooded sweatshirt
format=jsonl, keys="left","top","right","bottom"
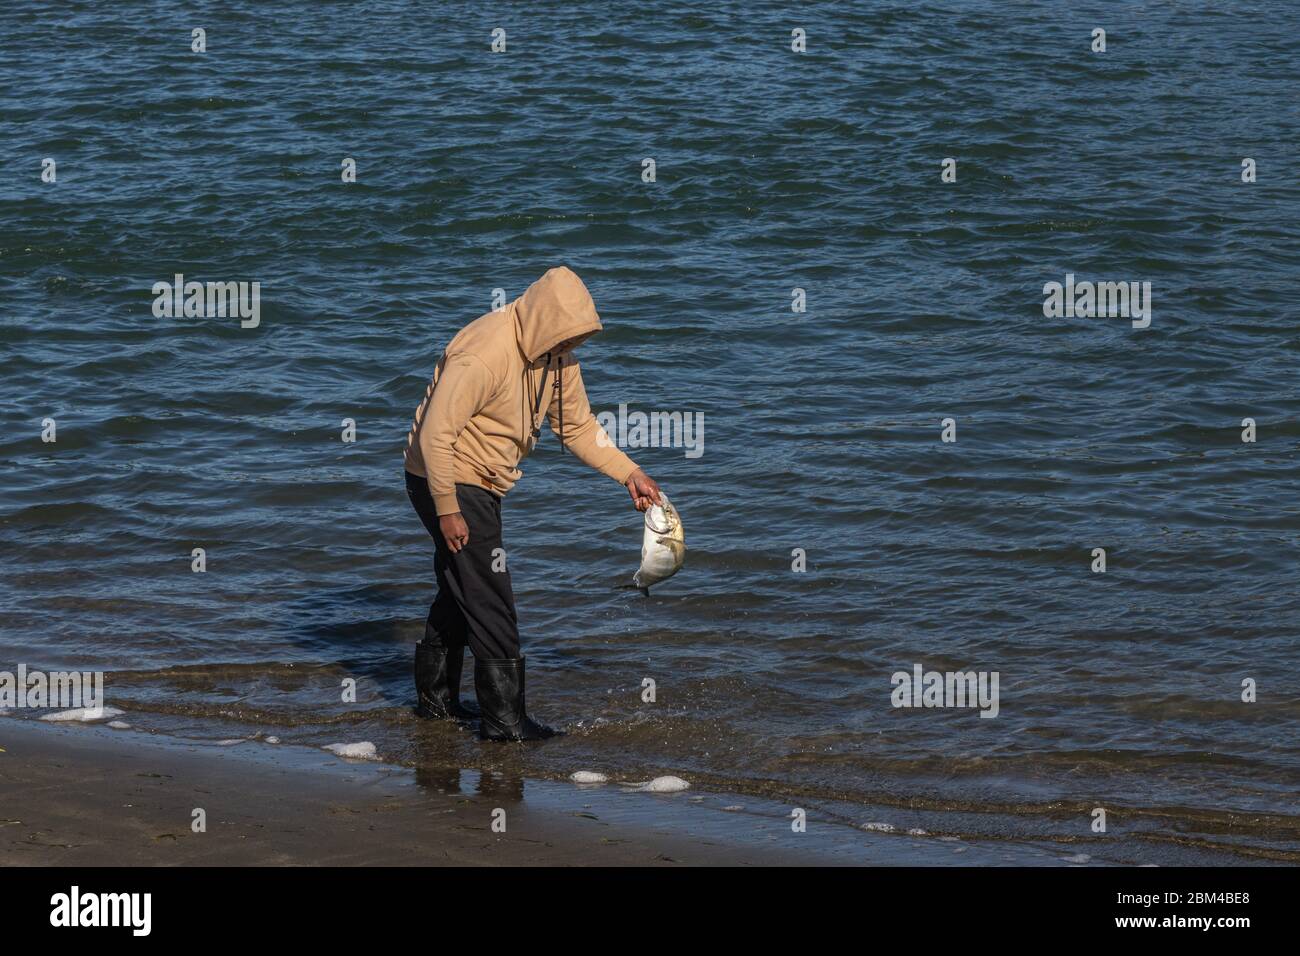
{"left": 403, "top": 266, "right": 639, "bottom": 516}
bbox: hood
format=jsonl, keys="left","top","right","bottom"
{"left": 513, "top": 266, "right": 603, "bottom": 363}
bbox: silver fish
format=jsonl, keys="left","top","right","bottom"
{"left": 632, "top": 492, "right": 685, "bottom": 595}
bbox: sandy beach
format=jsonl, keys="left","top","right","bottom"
{"left": 0, "top": 718, "right": 1163, "bottom": 867}
{"left": 1, "top": 719, "right": 836, "bottom": 867}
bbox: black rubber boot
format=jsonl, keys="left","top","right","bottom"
{"left": 414, "top": 642, "right": 480, "bottom": 720}
{"left": 474, "top": 658, "right": 560, "bottom": 741}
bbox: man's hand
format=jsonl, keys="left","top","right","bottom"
{"left": 625, "top": 468, "right": 662, "bottom": 512}
{"left": 439, "top": 512, "right": 470, "bottom": 553}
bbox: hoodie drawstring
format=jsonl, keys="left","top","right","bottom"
{"left": 529, "top": 355, "right": 550, "bottom": 441}
{"left": 527, "top": 352, "right": 565, "bottom": 453}
{"left": 556, "top": 354, "right": 565, "bottom": 454}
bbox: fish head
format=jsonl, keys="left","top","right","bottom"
{"left": 643, "top": 492, "right": 679, "bottom": 536}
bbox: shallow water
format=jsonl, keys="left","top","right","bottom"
{"left": 2, "top": 1, "right": 1299, "bottom": 861}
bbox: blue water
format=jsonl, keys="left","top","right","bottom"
{"left": 2, "top": 1, "right": 1299, "bottom": 861}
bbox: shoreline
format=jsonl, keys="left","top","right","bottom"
{"left": 0, "top": 717, "right": 1116, "bottom": 867}
{"left": 4, "top": 717, "right": 1285, "bottom": 866}
{"left": 0, "top": 718, "right": 838, "bottom": 866}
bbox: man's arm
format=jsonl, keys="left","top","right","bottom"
{"left": 547, "top": 359, "right": 661, "bottom": 509}
{"left": 418, "top": 353, "right": 495, "bottom": 549}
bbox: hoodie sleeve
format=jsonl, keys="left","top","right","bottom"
{"left": 419, "top": 352, "right": 497, "bottom": 515}
{"left": 547, "top": 358, "right": 638, "bottom": 484}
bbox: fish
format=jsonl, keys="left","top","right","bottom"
{"left": 626, "top": 775, "right": 691, "bottom": 793}
{"left": 632, "top": 492, "right": 685, "bottom": 595}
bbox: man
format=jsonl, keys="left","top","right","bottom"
{"left": 404, "top": 266, "right": 662, "bottom": 741}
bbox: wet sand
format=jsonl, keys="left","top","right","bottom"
{"left": 1, "top": 719, "right": 858, "bottom": 866}
{"left": 1, "top": 719, "right": 1274, "bottom": 867}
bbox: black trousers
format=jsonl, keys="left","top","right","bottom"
{"left": 405, "top": 471, "right": 521, "bottom": 660}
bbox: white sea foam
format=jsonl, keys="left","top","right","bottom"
{"left": 860, "top": 822, "right": 896, "bottom": 833}
{"left": 1062, "top": 853, "right": 1092, "bottom": 864}
{"left": 39, "top": 706, "right": 124, "bottom": 723}
{"left": 570, "top": 771, "right": 607, "bottom": 784}
{"left": 107, "top": 720, "right": 131, "bottom": 730}
{"left": 629, "top": 775, "right": 690, "bottom": 793}
{"left": 265, "top": 736, "right": 280, "bottom": 744}
{"left": 324, "top": 741, "right": 378, "bottom": 760}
